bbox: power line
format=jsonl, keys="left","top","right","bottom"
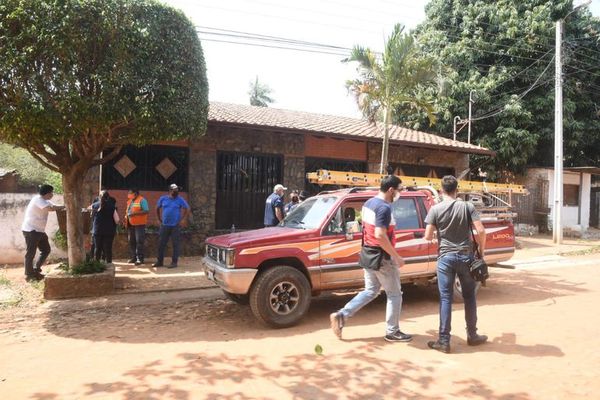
{"left": 471, "top": 56, "right": 555, "bottom": 121}
{"left": 198, "top": 37, "right": 349, "bottom": 56}
{"left": 196, "top": 26, "right": 355, "bottom": 53}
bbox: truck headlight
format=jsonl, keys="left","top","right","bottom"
{"left": 219, "top": 248, "right": 235, "bottom": 268}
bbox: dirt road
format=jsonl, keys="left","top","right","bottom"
{"left": 1, "top": 255, "right": 599, "bottom": 399}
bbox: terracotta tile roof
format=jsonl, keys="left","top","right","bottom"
{"left": 208, "top": 102, "right": 494, "bottom": 156}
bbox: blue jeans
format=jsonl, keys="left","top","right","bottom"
{"left": 127, "top": 225, "right": 146, "bottom": 262}
{"left": 157, "top": 225, "right": 181, "bottom": 265}
{"left": 436, "top": 252, "right": 478, "bottom": 343}
{"left": 339, "top": 259, "right": 403, "bottom": 335}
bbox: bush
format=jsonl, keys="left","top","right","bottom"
{"left": 58, "top": 259, "right": 106, "bottom": 275}
{"left": 52, "top": 230, "right": 68, "bottom": 251}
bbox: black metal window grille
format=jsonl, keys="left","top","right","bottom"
{"left": 389, "top": 163, "right": 455, "bottom": 178}
{"left": 216, "top": 151, "right": 283, "bottom": 230}
{"left": 101, "top": 145, "right": 189, "bottom": 191}
{"left": 304, "top": 157, "right": 368, "bottom": 195}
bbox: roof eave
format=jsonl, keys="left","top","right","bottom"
{"left": 207, "top": 120, "right": 496, "bottom": 157}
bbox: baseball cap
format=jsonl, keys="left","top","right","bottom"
{"left": 169, "top": 183, "right": 180, "bottom": 190}
{"left": 274, "top": 184, "right": 287, "bottom": 191}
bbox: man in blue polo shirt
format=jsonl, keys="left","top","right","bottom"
{"left": 264, "top": 184, "right": 286, "bottom": 227}
{"left": 153, "top": 183, "right": 190, "bottom": 268}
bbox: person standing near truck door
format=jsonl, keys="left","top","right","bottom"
{"left": 264, "top": 184, "right": 286, "bottom": 227}
{"left": 329, "top": 175, "right": 413, "bottom": 343}
{"left": 424, "top": 175, "right": 488, "bottom": 353}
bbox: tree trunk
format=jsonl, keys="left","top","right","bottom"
{"left": 62, "top": 171, "right": 86, "bottom": 266}
{"left": 379, "top": 106, "right": 392, "bottom": 174}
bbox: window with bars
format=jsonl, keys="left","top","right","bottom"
{"left": 101, "top": 145, "right": 189, "bottom": 191}
{"left": 304, "top": 157, "right": 368, "bottom": 195}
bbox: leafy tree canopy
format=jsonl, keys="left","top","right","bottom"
{"left": 344, "top": 23, "right": 439, "bottom": 173}
{"left": 399, "top": 0, "right": 600, "bottom": 178}
{"left": 0, "top": 0, "right": 209, "bottom": 265}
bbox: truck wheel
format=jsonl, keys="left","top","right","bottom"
{"left": 222, "top": 290, "right": 249, "bottom": 305}
{"left": 249, "top": 266, "right": 311, "bottom": 328}
{"left": 453, "top": 276, "right": 481, "bottom": 303}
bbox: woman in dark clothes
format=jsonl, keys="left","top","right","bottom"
{"left": 91, "top": 191, "right": 119, "bottom": 263}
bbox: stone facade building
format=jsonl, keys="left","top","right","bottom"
{"left": 87, "top": 102, "right": 494, "bottom": 235}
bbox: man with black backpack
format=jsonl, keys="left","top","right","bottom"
{"left": 329, "top": 175, "right": 412, "bottom": 343}
{"left": 424, "top": 175, "right": 488, "bottom": 353}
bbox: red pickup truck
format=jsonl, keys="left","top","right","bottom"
{"left": 203, "top": 188, "right": 515, "bottom": 328}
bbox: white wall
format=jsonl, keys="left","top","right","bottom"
{"left": 0, "top": 193, "right": 66, "bottom": 264}
{"left": 547, "top": 170, "right": 591, "bottom": 230}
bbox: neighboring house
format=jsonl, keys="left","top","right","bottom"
{"left": 0, "top": 169, "right": 18, "bottom": 193}
{"left": 87, "top": 102, "right": 494, "bottom": 232}
{"left": 514, "top": 167, "right": 600, "bottom": 235}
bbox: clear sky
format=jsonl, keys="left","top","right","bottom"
{"left": 163, "top": 0, "right": 600, "bottom": 118}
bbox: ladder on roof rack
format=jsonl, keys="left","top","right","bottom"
{"left": 306, "top": 169, "right": 528, "bottom": 195}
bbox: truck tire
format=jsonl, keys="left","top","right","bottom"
{"left": 249, "top": 266, "right": 311, "bottom": 328}
{"left": 222, "top": 290, "right": 249, "bottom": 305}
{"left": 453, "top": 276, "right": 481, "bottom": 303}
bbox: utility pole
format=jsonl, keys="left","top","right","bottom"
{"left": 553, "top": 19, "right": 563, "bottom": 244}
{"left": 553, "top": 1, "right": 590, "bottom": 244}
{"left": 453, "top": 116, "right": 461, "bottom": 141}
{"left": 468, "top": 90, "right": 476, "bottom": 144}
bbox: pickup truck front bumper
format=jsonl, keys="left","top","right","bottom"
{"left": 202, "top": 257, "right": 258, "bottom": 295}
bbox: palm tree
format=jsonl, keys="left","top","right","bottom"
{"left": 344, "top": 24, "right": 438, "bottom": 173}
{"left": 248, "top": 76, "right": 274, "bottom": 107}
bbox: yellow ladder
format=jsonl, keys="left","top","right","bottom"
{"left": 306, "top": 169, "right": 528, "bottom": 195}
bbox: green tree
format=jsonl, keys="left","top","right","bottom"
{"left": 248, "top": 76, "right": 274, "bottom": 107}
{"left": 344, "top": 23, "right": 438, "bottom": 173}
{"left": 402, "top": 0, "right": 600, "bottom": 178}
{"left": 0, "top": 0, "right": 209, "bottom": 266}
{"left": 0, "top": 143, "right": 62, "bottom": 192}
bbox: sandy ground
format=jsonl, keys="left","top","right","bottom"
{"left": 1, "top": 250, "right": 600, "bottom": 399}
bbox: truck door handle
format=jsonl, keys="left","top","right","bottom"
{"left": 414, "top": 232, "right": 424, "bottom": 238}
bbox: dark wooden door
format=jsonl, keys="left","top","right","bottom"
{"left": 590, "top": 188, "right": 600, "bottom": 228}
{"left": 216, "top": 152, "right": 283, "bottom": 230}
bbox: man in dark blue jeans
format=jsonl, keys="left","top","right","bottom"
{"left": 424, "top": 175, "right": 488, "bottom": 353}
{"left": 153, "top": 184, "right": 190, "bottom": 268}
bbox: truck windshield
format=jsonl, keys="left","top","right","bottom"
{"left": 281, "top": 196, "right": 338, "bottom": 229}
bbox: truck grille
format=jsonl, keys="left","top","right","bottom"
{"left": 207, "top": 244, "right": 220, "bottom": 262}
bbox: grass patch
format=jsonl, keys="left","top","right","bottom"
{"left": 0, "top": 274, "right": 11, "bottom": 287}
{"left": 558, "top": 245, "right": 600, "bottom": 257}
{"left": 58, "top": 259, "right": 107, "bottom": 275}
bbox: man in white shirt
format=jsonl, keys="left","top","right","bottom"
{"left": 21, "top": 184, "right": 63, "bottom": 281}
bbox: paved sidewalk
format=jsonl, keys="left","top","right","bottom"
{"left": 113, "top": 256, "right": 215, "bottom": 293}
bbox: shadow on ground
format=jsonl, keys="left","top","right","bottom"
{"left": 37, "top": 268, "right": 582, "bottom": 351}
{"left": 30, "top": 347, "right": 533, "bottom": 400}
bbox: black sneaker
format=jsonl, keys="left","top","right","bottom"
{"left": 127, "top": 258, "right": 136, "bottom": 264}
{"left": 427, "top": 340, "right": 451, "bottom": 353}
{"left": 134, "top": 259, "right": 143, "bottom": 266}
{"left": 167, "top": 264, "right": 177, "bottom": 269}
{"left": 329, "top": 312, "right": 344, "bottom": 339}
{"left": 152, "top": 262, "right": 164, "bottom": 268}
{"left": 384, "top": 331, "right": 413, "bottom": 343}
{"left": 25, "top": 274, "right": 43, "bottom": 282}
{"left": 467, "top": 334, "right": 488, "bottom": 346}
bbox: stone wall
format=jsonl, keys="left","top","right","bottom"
{"left": 188, "top": 125, "right": 305, "bottom": 233}
{"left": 367, "top": 142, "right": 469, "bottom": 175}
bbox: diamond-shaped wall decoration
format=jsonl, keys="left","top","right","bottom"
{"left": 156, "top": 157, "right": 177, "bottom": 179}
{"left": 113, "top": 155, "right": 136, "bottom": 178}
